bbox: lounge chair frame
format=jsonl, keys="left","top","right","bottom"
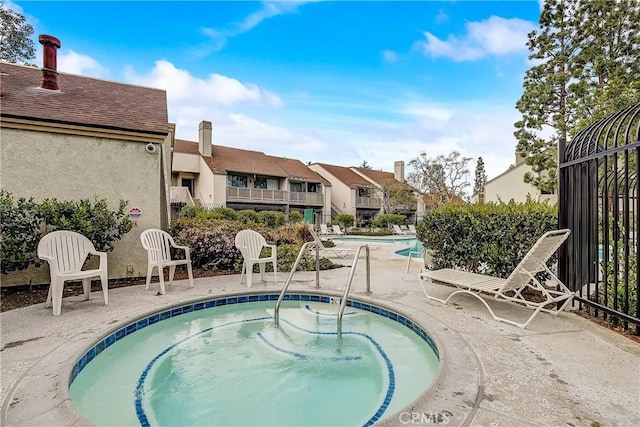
{"left": 418, "top": 229, "right": 574, "bottom": 329}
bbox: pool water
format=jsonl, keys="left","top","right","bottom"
{"left": 70, "top": 299, "right": 439, "bottom": 426}
{"left": 331, "top": 236, "right": 424, "bottom": 258}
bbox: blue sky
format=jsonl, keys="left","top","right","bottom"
{"left": 10, "top": 0, "right": 542, "bottom": 181}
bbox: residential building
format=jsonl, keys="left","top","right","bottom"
{"left": 0, "top": 35, "right": 171, "bottom": 285}
{"left": 352, "top": 161, "right": 425, "bottom": 224}
{"left": 171, "top": 121, "right": 332, "bottom": 222}
{"left": 308, "top": 161, "right": 423, "bottom": 224}
{"left": 478, "top": 153, "right": 557, "bottom": 204}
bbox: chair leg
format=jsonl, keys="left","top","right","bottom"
{"left": 272, "top": 260, "right": 277, "bottom": 285}
{"left": 100, "top": 272, "right": 109, "bottom": 305}
{"left": 259, "top": 263, "right": 265, "bottom": 282}
{"left": 169, "top": 265, "right": 176, "bottom": 284}
{"left": 51, "top": 279, "right": 64, "bottom": 316}
{"left": 158, "top": 266, "right": 166, "bottom": 295}
{"left": 82, "top": 278, "right": 91, "bottom": 301}
{"left": 45, "top": 282, "right": 53, "bottom": 308}
{"left": 246, "top": 262, "right": 253, "bottom": 288}
{"left": 239, "top": 261, "right": 246, "bottom": 285}
{"left": 145, "top": 264, "right": 154, "bottom": 290}
{"left": 187, "top": 263, "right": 194, "bottom": 288}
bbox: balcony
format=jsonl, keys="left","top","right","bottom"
{"left": 356, "top": 196, "right": 382, "bottom": 209}
{"left": 226, "top": 186, "right": 287, "bottom": 204}
{"left": 289, "top": 191, "right": 324, "bottom": 206}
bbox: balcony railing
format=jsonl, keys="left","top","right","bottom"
{"left": 289, "top": 191, "right": 324, "bottom": 205}
{"left": 356, "top": 196, "right": 382, "bottom": 209}
{"left": 226, "top": 186, "right": 287, "bottom": 204}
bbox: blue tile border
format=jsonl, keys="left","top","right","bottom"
{"left": 68, "top": 293, "right": 440, "bottom": 385}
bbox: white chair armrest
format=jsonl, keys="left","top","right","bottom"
{"left": 89, "top": 250, "right": 108, "bottom": 269}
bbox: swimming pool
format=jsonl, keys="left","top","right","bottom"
{"left": 330, "top": 236, "right": 424, "bottom": 258}
{"left": 69, "top": 293, "right": 440, "bottom": 426}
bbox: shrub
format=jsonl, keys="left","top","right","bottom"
{"left": 179, "top": 205, "right": 205, "bottom": 219}
{"left": 334, "top": 214, "right": 355, "bottom": 228}
{"left": 417, "top": 199, "right": 557, "bottom": 278}
{"left": 371, "top": 214, "right": 406, "bottom": 228}
{"left": 257, "top": 210, "right": 286, "bottom": 228}
{"left": 37, "top": 198, "right": 132, "bottom": 252}
{"left": 237, "top": 210, "right": 259, "bottom": 224}
{"left": 0, "top": 191, "right": 45, "bottom": 274}
{"left": 288, "top": 211, "right": 304, "bottom": 223}
{"left": 0, "top": 191, "right": 133, "bottom": 275}
{"left": 173, "top": 225, "right": 240, "bottom": 271}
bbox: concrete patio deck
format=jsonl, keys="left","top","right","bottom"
{"left": 1, "top": 239, "right": 639, "bottom": 426}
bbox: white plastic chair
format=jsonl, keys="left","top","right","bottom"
{"left": 332, "top": 225, "right": 345, "bottom": 235}
{"left": 140, "top": 229, "right": 194, "bottom": 295}
{"left": 234, "top": 230, "right": 277, "bottom": 287}
{"left": 37, "top": 230, "right": 108, "bottom": 315}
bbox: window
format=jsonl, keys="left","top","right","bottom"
{"left": 358, "top": 187, "right": 370, "bottom": 197}
{"left": 290, "top": 182, "right": 304, "bottom": 192}
{"left": 307, "top": 183, "right": 318, "bottom": 193}
{"left": 227, "top": 175, "right": 247, "bottom": 187}
{"left": 254, "top": 177, "right": 267, "bottom": 189}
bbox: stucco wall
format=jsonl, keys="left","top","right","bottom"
{"left": 1, "top": 129, "right": 164, "bottom": 286}
{"left": 484, "top": 163, "right": 557, "bottom": 205}
{"left": 308, "top": 165, "right": 354, "bottom": 218}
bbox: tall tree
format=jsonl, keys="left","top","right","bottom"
{"left": 473, "top": 157, "right": 487, "bottom": 196}
{"left": 407, "top": 150, "right": 471, "bottom": 206}
{"left": 514, "top": 0, "right": 579, "bottom": 194}
{"left": 379, "top": 179, "right": 417, "bottom": 214}
{"left": 359, "top": 160, "right": 372, "bottom": 169}
{"left": 0, "top": 2, "right": 35, "bottom": 63}
{"left": 515, "top": 0, "right": 640, "bottom": 193}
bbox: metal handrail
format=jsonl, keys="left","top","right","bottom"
{"left": 274, "top": 241, "right": 321, "bottom": 325}
{"left": 337, "top": 244, "right": 370, "bottom": 339}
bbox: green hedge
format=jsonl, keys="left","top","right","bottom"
{"left": 416, "top": 200, "right": 558, "bottom": 278}
{"left": 0, "top": 190, "right": 132, "bottom": 275}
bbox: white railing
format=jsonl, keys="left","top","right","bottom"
{"left": 356, "top": 196, "right": 382, "bottom": 208}
{"left": 289, "top": 191, "right": 323, "bottom": 205}
{"left": 226, "top": 186, "right": 287, "bottom": 203}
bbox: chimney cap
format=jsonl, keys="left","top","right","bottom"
{"left": 38, "top": 34, "right": 61, "bottom": 48}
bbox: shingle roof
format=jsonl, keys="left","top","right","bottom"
{"left": 353, "top": 167, "right": 395, "bottom": 184}
{"left": 0, "top": 62, "right": 168, "bottom": 135}
{"left": 312, "top": 163, "right": 372, "bottom": 188}
{"left": 354, "top": 167, "right": 419, "bottom": 192}
{"left": 174, "top": 140, "right": 328, "bottom": 184}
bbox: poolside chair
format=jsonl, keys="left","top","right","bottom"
{"left": 37, "top": 230, "right": 109, "bottom": 315}
{"left": 307, "top": 225, "right": 356, "bottom": 258}
{"left": 405, "top": 247, "right": 433, "bottom": 274}
{"left": 319, "top": 224, "right": 333, "bottom": 236}
{"left": 235, "top": 230, "right": 277, "bottom": 288}
{"left": 418, "top": 229, "right": 574, "bottom": 329}
{"left": 332, "top": 225, "right": 345, "bottom": 235}
{"left": 140, "top": 229, "right": 194, "bottom": 295}
{"left": 392, "top": 224, "right": 406, "bottom": 235}
{"left": 407, "top": 225, "right": 417, "bottom": 235}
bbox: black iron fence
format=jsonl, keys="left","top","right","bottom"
{"left": 559, "top": 103, "right": 639, "bottom": 335}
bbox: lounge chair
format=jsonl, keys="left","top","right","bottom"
{"left": 392, "top": 224, "right": 407, "bottom": 235}
{"left": 235, "top": 229, "right": 277, "bottom": 287}
{"left": 332, "top": 225, "right": 345, "bottom": 235}
{"left": 319, "top": 224, "right": 333, "bottom": 236}
{"left": 140, "top": 229, "right": 194, "bottom": 295}
{"left": 407, "top": 224, "right": 417, "bottom": 235}
{"left": 37, "top": 230, "right": 109, "bottom": 315}
{"left": 418, "top": 229, "right": 573, "bottom": 329}
{"left": 307, "top": 225, "right": 356, "bottom": 258}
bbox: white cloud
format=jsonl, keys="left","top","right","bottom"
{"left": 124, "top": 60, "right": 283, "bottom": 107}
{"left": 382, "top": 50, "right": 398, "bottom": 63}
{"left": 58, "top": 50, "right": 109, "bottom": 78}
{"left": 199, "top": 1, "right": 316, "bottom": 54}
{"left": 417, "top": 16, "right": 535, "bottom": 62}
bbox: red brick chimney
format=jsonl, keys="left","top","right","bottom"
{"left": 38, "top": 34, "right": 61, "bottom": 91}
